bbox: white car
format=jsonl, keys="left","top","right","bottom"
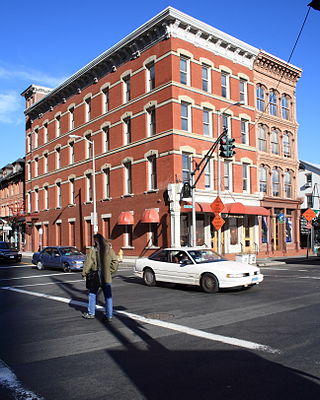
{"left": 134, "top": 247, "right": 263, "bottom": 293}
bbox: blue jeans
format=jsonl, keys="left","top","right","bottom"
{"left": 88, "top": 283, "right": 113, "bottom": 318}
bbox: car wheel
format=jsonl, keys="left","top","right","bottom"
{"left": 143, "top": 268, "right": 156, "bottom": 287}
{"left": 200, "top": 273, "right": 219, "bottom": 293}
{"left": 37, "top": 261, "right": 44, "bottom": 270}
{"left": 63, "top": 263, "right": 70, "bottom": 273}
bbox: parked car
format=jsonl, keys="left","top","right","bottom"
{"left": 32, "top": 246, "right": 86, "bottom": 272}
{"left": 0, "top": 241, "right": 22, "bottom": 263}
{"left": 134, "top": 247, "right": 264, "bottom": 293}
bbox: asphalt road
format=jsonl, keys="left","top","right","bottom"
{"left": 0, "top": 259, "right": 319, "bottom": 399}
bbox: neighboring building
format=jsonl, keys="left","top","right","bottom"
{"left": 21, "top": 7, "right": 302, "bottom": 258}
{"left": 0, "top": 158, "right": 25, "bottom": 248}
{"left": 298, "top": 160, "right": 320, "bottom": 251}
{"left": 254, "top": 52, "right": 302, "bottom": 256}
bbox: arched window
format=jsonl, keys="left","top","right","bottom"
{"left": 258, "top": 125, "right": 267, "bottom": 152}
{"left": 284, "top": 170, "right": 292, "bottom": 198}
{"left": 256, "top": 84, "right": 265, "bottom": 111}
{"left": 272, "top": 168, "right": 280, "bottom": 196}
{"left": 271, "top": 130, "right": 279, "bottom": 155}
{"left": 283, "top": 132, "right": 291, "bottom": 157}
{"left": 281, "top": 95, "right": 289, "bottom": 120}
{"left": 269, "top": 90, "right": 277, "bottom": 116}
{"left": 259, "top": 166, "right": 267, "bottom": 193}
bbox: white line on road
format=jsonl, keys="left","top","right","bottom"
{"left": 0, "top": 359, "right": 44, "bottom": 400}
{"left": 9, "top": 280, "right": 83, "bottom": 288}
{"left": 0, "top": 285, "right": 279, "bottom": 354}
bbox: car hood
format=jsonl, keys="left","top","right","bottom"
{"left": 63, "top": 255, "right": 85, "bottom": 261}
{"left": 201, "top": 260, "right": 259, "bottom": 273}
{"left": 0, "top": 248, "right": 19, "bottom": 254}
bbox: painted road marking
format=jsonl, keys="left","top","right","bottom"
{"left": 0, "top": 359, "right": 44, "bottom": 400}
{"left": 10, "top": 280, "right": 83, "bottom": 288}
{"left": 0, "top": 286, "right": 279, "bottom": 354}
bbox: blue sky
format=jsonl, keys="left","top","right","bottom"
{"left": 0, "top": 0, "right": 319, "bottom": 166}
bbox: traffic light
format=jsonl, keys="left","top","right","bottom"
{"left": 219, "top": 136, "right": 236, "bottom": 158}
{"left": 181, "top": 182, "right": 192, "bottom": 200}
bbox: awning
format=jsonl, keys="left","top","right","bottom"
{"left": 141, "top": 208, "right": 160, "bottom": 223}
{"left": 222, "top": 203, "right": 270, "bottom": 216}
{"left": 181, "top": 202, "right": 212, "bottom": 213}
{"left": 117, "top": 211, "right": 134, "bottom": 225}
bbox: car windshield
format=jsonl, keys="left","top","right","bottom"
{"left": 0, "top": 242, "right": 10, "bottom": 249}
{"left": 60, "top": 248, "right": 83, "bottom": 256}
{"left": 187, "top": 249, "right": 224, "bottom": 264}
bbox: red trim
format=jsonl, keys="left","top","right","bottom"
{"left": 181, "top": 202, "right": 270, "bottom": 216}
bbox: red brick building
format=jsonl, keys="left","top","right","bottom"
{"left": 21, "top": 7, "right": 302, "bottom": 258}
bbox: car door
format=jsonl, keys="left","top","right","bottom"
{"left": 162, "top": 250, "right": 197, "bottom": 284}
{"left": 48, "top": 248, "right": 62, "bottom": 268}
{"left": 40, "top": 248, "right": 52, "bottom": 267}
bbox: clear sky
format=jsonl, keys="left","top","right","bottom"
{"left": 0, "top": 0, "right": 319, "bottom": 167}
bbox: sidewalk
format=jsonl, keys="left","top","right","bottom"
{"left": 256, "top": 254, "right": 319, "bottom": 267}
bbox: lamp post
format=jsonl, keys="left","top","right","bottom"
{"left": 216, "top": 101, "right": 244, "bottom": 253}
{"left": 69, "top": 134, "right": 98, "bottom": 234}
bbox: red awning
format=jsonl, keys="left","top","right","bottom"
{"left": 181, "top": 202, "right": 212, "bottom": 213}
{"left": 141, "top": 208, "right": 160, "bottom": 223}
{"left": 222, "top": 203, "right": 270, "bottom": 216}
{"left": 117, "top": 211, "right": 134, "bottom": 225}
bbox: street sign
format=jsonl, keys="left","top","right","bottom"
{"left": 210, "top": 196, "right": 224, "bottom": 214}
{"left": 277, "top": 213, "right": 285, "bottom": 223}
{"left": 212, "top": 214, "right": 225, "bottom": 230}
{"left": 302, "top": 208, "right": 316, "bottom": 222}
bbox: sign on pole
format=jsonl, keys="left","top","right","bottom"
{"left": 302, "top": 208, "right": 316, "bottom": 222}
{"left": 212, "top": 214, "right": 225, "bottom": 230}
{"left": 210, "top": 196, "right": 224, "bottom": 214}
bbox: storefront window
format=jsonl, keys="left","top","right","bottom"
{"left": 229, "top": 218, "right": 238, "bottom": 245}
{"left": 261, "top": 216, "right": 268, "bottom": 243}
{"left": 285, "top": 217, "right": 293, "bottom": 243}
{"left": 180, "top": 214, "right": 190, "bottom": 246}
{"left": 196, "top": 215, "right": 205, "bottom": 246}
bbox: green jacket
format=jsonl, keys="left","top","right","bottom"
{"left": 82, "top": 246, "right": 118, "bottom": 283}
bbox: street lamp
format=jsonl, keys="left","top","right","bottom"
{"left": 69, "top": 134, "right": 98, "bottom": 234}
{"left": 216, "top": 101, "right": 244, "bottom": 253}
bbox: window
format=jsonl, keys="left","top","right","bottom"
{"left": 202, "top": 65, "right": 210, "bottom": 92}
{"left": 284, "top": 170, "right": 292, "bottom": 198}
{"left": 123, "top": 225, "right": 133, "bottom": 247}
{"left": 307, "top": 194, "right": 313, "bottom": 208}
{"left": 223, "top": 161, "right": 232, "bottom": 191}
{"left": 27, "top": 161, "right": 31, "bottom": 180}
{"left": 257, "top": 125, "right": 267, "bottom": 152}
{"left": 256, "top": 84, "right": 265, "bottom": 111}
{"left": 34, "top": 129, "right": 38, "bottom": 148}
{"left": 44, "top": 153, "right": 48, "bottom": 173}
{"left": 123, "top": 76, "right": 131, "bottom": 102}
{"left": 271, "top": 130, "right": 279, "bottom": 155}
{"left": 272, "top": 168, "right": 280, "bottom": 196}
{"left": 283, "top": 133, "right": 291, "bottom": 157}
{"left": 103, "top": 126, "right": 109, "bottom": 152}
{"left": 239, "top": 79, "right": 248, "bottom": 104}
{"left": 43, "top": 123, "right": 48, "bottom": 143}
{"left": 147, "top": 224, "right": 158, "bottom": 247}
{"left": 269, "top": 90, "right": 277, "bottom": 116}
{"left": 85, "top": 133, "right": 92, "bottom": 158}
{"left": 44, "top": 186, "right": 49, "bottom": 209}
{"left": 102, "top": 88, "right": 109, "bottom": 113}
{"left": 181, "top": 102, "right": 191, "bottom": 132}
{"left": 27, "top": 133, "right": 32, "bottom": 152}
{"left": 222, "top": 114, "right": 231, "bottom": 136}
{"left": 27, "top": 192, "right": 32, "bottom": 213}
{"left": 85, "top": 98, "right": 91, "bottom": 121}
{"left": 285, "top": 217, "right": 293, "bottom": 243}
{"left": 146, "top": 62, "right": 155, "bottom": 91}
{"left": 34, "top": 157, "right": 39, "bottom": 177}
{"left": 204, "top": 161, "right": 212, "bottom": 189}
{"left": 124, "top": 118, "right": 131, "bottom": 145}
{"left": 34, "top": 189, "right": 39, "bottom": 212}
{"left": 56, "top": 182, "right": 61, "bottom": 208}
{"left": 229, "top": 218, "right": 239, "bottom": 245}
{"left": 103, "top": 168, "right": 110, "bottom": 198}
{"left": 56, "top": 148, "right": 61, "bottom": 169}
{"left": 182, "top": 153, "right": 192, "bottom": 183}
{"left": 124, "top": 162, "right": 132, "bottom": 195}
{"left": 306, "top": 174, "right": 312, "bottom": 188}
{"left": 281, "top": 95, "right": 289, "bottom": 120}
{"left": 180, "top": 56, "right": 189, "bottom": 85}
{"left": 86, "top": 173, "right": 93, "bottom": 202}
{"left": 259, "top": 166, "right": 267, "bottom": 193}
{"left": 69, "top": 142, "right": 75, "bottom": 164}
{"left": 69, "top": 107, "right": 75, "bottom": 130}
{"left": 221, "top": 72, "right": 229, "bottom": 98}
{"left": 56, "top": 115, "right": 61, "bottom": 137}
{"left": 203, "top": 108, "right": 211, "bottom": 137}
{"left": 240, "top": 119, "right": 248, "bottom": 145}
{"left": 148, "top": 155, "right": 157, "bottom": 191}
{"left": 242, "top": 163, "right": 250, "bottom": 192}
{"left": 147, "top": 108, "right": 156, "bottom": 136}
{"left": 69, "top": 179, "right": 75, "bottom": 204}
{"left": 261, "top": 216, "right": 268, "bottom": 244}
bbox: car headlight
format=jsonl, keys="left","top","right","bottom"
{"left": 226, "top": 273, "right": 247, "bottom": 278}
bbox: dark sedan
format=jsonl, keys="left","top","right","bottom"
{"left": 32, "top": 246, "right": 86, "bottom": 272}
{"left": 0, "top": 241, "right": 22, "bottom": 263}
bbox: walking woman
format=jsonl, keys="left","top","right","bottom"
{"left": 82, "top": 233, "right": 119, "bottom": 321}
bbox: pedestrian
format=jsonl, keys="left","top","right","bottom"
{"left": 82, "top": 233, "right": 119, "bottom": 321}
